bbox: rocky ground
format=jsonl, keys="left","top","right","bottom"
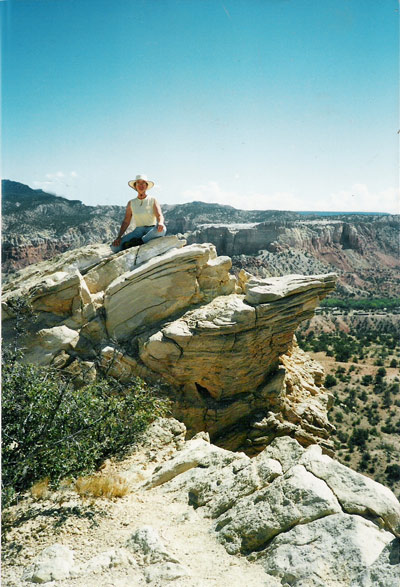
{"left": 1, "top": 420, "right": 274, "bottom": 587}
{"left": 2, "top": 418, "right": 400, "bottom": 586}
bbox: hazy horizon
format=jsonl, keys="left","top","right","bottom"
{"left": 2, "top": 0, "right": 399, "bottom": 214}
{"left": 2, "top": 178, "right": 395, "bottom": 216}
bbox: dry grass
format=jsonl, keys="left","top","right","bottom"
{"left": 74, "top": 474, "right": 129, "bottom": 499}
{"left": 30, "top": 477, "right": 50, "bottom": 500}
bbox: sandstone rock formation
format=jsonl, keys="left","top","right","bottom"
{"left": 186, "top": 216, "right": 400, "bottom": 297}
{"left": 3, "top": 236, "right": 336, "bottom": 454}
{"left": 10, "top": 417, "right": 400, "bottom": 586}
{"left": 2, "top": 180, "right": 123, "bottom": 274}
{"left": 143, "top": 420, "right": 400, "bottom": 586}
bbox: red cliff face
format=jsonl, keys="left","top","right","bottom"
{"left": 186, "top": 218, "right": 400, "bottom": 297}
{"left": 2, "top": 239, "right": 73, "bottom": 273}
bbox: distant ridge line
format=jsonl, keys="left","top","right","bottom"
{"left": 1, "top": 179, "right": 394, "bottom": 216}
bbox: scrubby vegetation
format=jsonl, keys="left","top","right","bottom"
{"left": 297, "top": 321, "right": 400, "bottom": 497}
{"left": 2, "top": 353, "right": 169, "bottom": 508}
{"left": 297, "top": 329, "right": 398, "bottom": 364}
{"left": 320, "top": 297, "right": 400, "bottom": 311}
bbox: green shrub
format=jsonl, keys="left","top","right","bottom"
{"left": 361, "top": 374, "right": 373, "bottom": 386}
{"left": 386, "top": 464, "right": 400, "bottom": 482}
{"left": 2, "top": 357, "right": 169, "bottom": 507}
{"left": 324, "top": 374, "right": 337, "bottom": 388}
{"left": 390, "top": 383, "right": 399, "bottom": 395}
{"left": 349, "top": 427, "right": 369, "bottom": 450}
{"left": 337, "top": 430, "right": 348, "bottom": 443}
{"left": 375, "top": 367, "right": 387, "bottom": 381}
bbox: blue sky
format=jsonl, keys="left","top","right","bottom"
{"left": 1, "top": 0, "right": 399, "bottom": 212}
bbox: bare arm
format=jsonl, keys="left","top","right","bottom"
{"left": 112, "top": 203, "right": 132, "bottom": 246}
{"left": 153, "top": 200, "right": 166, "bottom": 232}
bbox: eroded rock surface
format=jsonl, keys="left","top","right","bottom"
{"left": 3, "top": 237, "right": 336, "bottom": 453}
{"left": 9, "top": 417, "right": 399, "bottom": 586}
{"left": 143, "top": 421, "right": 400, "bottom": 586}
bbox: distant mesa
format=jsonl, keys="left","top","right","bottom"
{"left": 2, "top": 180, "right": 399, "bottom": 303}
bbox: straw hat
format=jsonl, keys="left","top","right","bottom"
{"left": 128, "top": 174, "right": 154, "bottom": 191}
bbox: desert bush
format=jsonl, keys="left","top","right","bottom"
{"left": 334, "top": 346, "right": 352, "bottom": 363}
{"left": 385, "top": 464, "right": 400, "bottom": 482}
{"left": 382, "top": 389, "right": 392, "bottom": 409}
{"left": 30, "top": 477, "right": 50, "bottom": 500}
{"left": 2, "top": 356, "right": 169, "bottom": 507}
{"left": 375, "top": 367, "right": 387, "bottom": 381}
{"left": 361, "top": 374, "right": 373, "bottom": 386}
{"left": 359, "top": 451, "right": 371, "bottom": 472}
{"left": 390, "top": 383, "right": 399, "bottom": 395}
{"left": 381, "top": 422, "right": 397, "bottom": 434}
{"left": 367, "top": 411, "right": 379, "bottom": 426}
{"left": 344, "top": 388, "right": 357, "bottom": 410}
{"left": 324, "top": 374, "right": 337, "bottom": 388}
{"left": 336, "top": 430, "right": 348, "bottom": 443}
{"left": 349, "top": 427, "right": 369, "bottom": 450}
{"left": 373, "top": 381, "right": 386, "bottom": 395}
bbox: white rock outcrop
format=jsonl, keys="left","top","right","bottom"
{"left": 22, "top": 543, "right": 77, "bottom": 583}
{"left": 13, "top": 417, "right": 400, "bottom": 587}
{"left": 142, "top": 422, "right": 400, "bottom": 587}
{"left": 3, "top": 237, "right": 336, "bottom": 453}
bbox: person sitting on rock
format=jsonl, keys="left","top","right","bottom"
{"left": 112, "top": 174, "right": 167, "bottom": 250}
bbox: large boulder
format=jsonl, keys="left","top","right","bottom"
{"left": 22, "top": 543, "right": 77, "bottom": 583}
{"left": 2, "top": 238, "right": 336, "bottom": 454}
{"left": 143, "top": 425, "right": 400, "bottom": 587}
{"left": 104, "top": 243, "right": 234, "bottom": 339}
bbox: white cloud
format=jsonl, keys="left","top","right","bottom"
{"left": 182, "top": 181, "right": 301, "bottom": 211}
{"left": 33, "top": 181, "right": 53, "bottom": 188}
{"left": 327, "top": 184, "right": 399, "bottom": 214}
{"left": 180, "top": 181, "right": 400, "bottom": 213}
{"left": 45, "top": 171, "right": 64, "bottom": 180}
{"left": 32, "top": 171, "right": 79, "bottom": 197}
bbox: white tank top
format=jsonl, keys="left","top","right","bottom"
{"left": 129, "top": 196, "right": 157, "bottom": 227}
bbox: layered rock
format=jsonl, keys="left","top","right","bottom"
{"left": 143, "top": 422, "right": 400, "bottom": 586}
{"left": 1, "top": 180, "right": 123, "bottom": 274}
{"left": 4, "top": 182, "right": 399, "bottom": 300}
{"left": 186, "top": 217, "right": 400, "bottom": 297}
{"left": 2, "top": 237, "right": 336, "bottom": 453}
{"left": 186, "top": 218, "right": 399, "bottom": 261}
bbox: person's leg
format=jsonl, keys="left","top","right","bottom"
{"left": 142, "top": 224, "right": 167, "bottom": 243}
{"left": 119, "top": 226, "right": 147, "bottom": 249}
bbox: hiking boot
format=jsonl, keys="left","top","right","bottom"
{"left": 121, "top": 237, "right": 144, "bottom": 250}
